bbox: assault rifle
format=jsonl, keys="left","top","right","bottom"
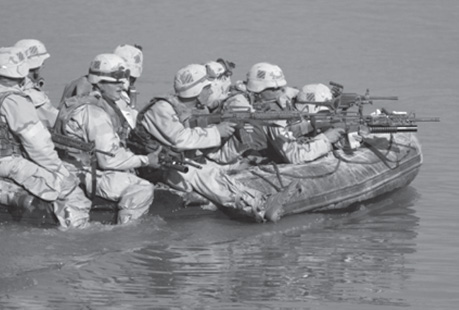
{"left": 308, "top": 110, "right": 440, "bottom": 150}
{"left": 158, "top": 149, "right": 202, "bottom": 173}
{"left": 188, "top": 108, "right": 440, "bottom": 145}
{"left": 51, "top": 133, "right": 115, "bottom": 157}
{"left": 188, "top": 108, "right": 315, "bottom": 145}
{"left": 126, "top": 140, "right": 202, "bottom": 173}
{"left": 51, "top": 132, "right": 114, "bottom": 200}
{"left": 307, "top": 110, "right": 439, "bottom": 134}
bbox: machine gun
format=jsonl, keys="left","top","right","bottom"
{"left": 329, "top": 81, "right": 399, "bottom": 111}
{"left": 51, "top": 132, "right": 114, "bottom": 200}
{"left": 296, "top": 81, "right": 399, "bottom": 115}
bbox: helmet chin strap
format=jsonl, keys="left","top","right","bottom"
{"left": 0, "top": 76, "right": 25, "bottom": 87}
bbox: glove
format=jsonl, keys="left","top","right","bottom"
{"left": 147, "top": 146, "right": 162, "bottom": 168}
{"left": 323, "top": 128, "right": 345, "bottom": 144}
{"left": 215, "top": 122, "right": 236, "bottom": 139}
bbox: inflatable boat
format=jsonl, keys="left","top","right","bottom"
{"left": 229, "top": 132, "right": 422, "bottom": 222}
{"left": 0, "top": 132, "right": 422, "bottom": 226}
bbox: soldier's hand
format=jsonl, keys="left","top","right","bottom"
{"left": 215, "top": 122, "right": 236, "bottom": 138}
{"left": 323, "top": 128, "right": 345, "bottom": 144}
{"left": 357, "top": 125, "right": 371, "bottom": 140}
{"left": 147, "top": 146, "right": 162, "bottom": 168}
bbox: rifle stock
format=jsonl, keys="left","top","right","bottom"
{"left": 50, "top": 132, "right": 114, "bottom": 201}
{"left": 51, "top": 132, "right": 114, "bottom": 157}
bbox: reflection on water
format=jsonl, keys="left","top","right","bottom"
{"left": 0, "top": 187, "right": 420, "bottom": 309}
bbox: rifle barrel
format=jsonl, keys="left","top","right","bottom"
{"left": 412, "top": 117, "right": 440, "bottom": 122}
{"left": 163, "top": 163, "right": 189, "bottom": 173}
{"left": 183, "top": 158, "right": 203, "bottom": 169}
{"left": 369, "top": 126, "right": 418, "bottom": 133}
{"left": 367, "top": 96, "right": 399, "bottom": 100}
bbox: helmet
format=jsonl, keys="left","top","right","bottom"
{"left": 174, "top": 64, "right": 213, "bottom": 98}
{"left": 0, "top": 47, "right": 29, "bottom": 78}
{"left": 114, "top": 44, "right": 143, "bottom": 78}
{"left": 87, "top": 53, "right": 130, "bottom": 84}
{"left": 14, "top": 39, "right": 50, "bottom": 70}
{"left": 297, "top": 83, "right": 333, "bottom": 102}
{"left": 246, "top": 62, "right": 287, "bottom": 93}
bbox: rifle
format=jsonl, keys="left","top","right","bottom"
{"left": 308, "top": 111, "right": 440, "bottom": 134}
{"left": 126, "top": 140, "right": 202, "bottom": 173}
{"left": 157, "top": 148, "right": 203, "bottom": 173}
{"left": 297, "top": 81, "right": 399, "bottom": 114}
{"left": 310, "top": 110, "right": 440, "bottom": 150}
{"left": 188, "top": 108, "right": 440, "bottom": 146}
{"left": 51, "top": 132, "right": 115, "bottom": 157}
{"left": 51, "top": 132, "right": 114, "bottom": 200}
{"left": 188, "top": 108, "right": 317, "bottom": 145}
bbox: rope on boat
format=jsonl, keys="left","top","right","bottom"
{"left": 271, "top": 162, "right": 285, "bottom": 188}
{"left": 248, "top": 134, "right": 418, "bottom": 189}
{"left": 257, "top": 157, "right": 342, "bottom": 180}
{"left": 335, "top": 134, "right": 416, "bottom": 170}
{"left": 250, "top": 170, "right": 282, "bottom": 192}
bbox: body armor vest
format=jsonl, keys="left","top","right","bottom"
{"left": 0, "top": 91, "right": 26, "bottom": 158}
{"left": 129, "top": 96, "right": 200, "bottom": 160}
{"left": 96, "top": 97, "right": 131, "bottom": 146}
{"left": 55, "top": 93, "right": 130, "bottom": 146}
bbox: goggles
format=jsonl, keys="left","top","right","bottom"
{"left": 28, "top": 51, "right": 49, "bottom": 60}
{"left": 205, "top": 58, "right": 236, "bottom": 80}
{"left": 89, "top": 67, "right": 130, "bottom": 81}
{"left": 0, "top": 54, "right": 27, "bottom": 69}
{"left": 216, "top": 58, "right": 235, "bottom": 77}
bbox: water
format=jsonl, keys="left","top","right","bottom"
{"left": 1, "top": 0, "right": 458, "bottom": 309}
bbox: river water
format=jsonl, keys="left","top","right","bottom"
{"left": 1, "top": 0, "right": 458, "bottom": 309}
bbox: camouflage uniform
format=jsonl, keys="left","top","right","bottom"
{"left": 22, "top": 77, "right": 58, "bottom": 128}
{"left": 225, "top": 92, "right": 333, "bottom": 164}
{"left": 136, "top": 97, "right": 265, "bottom": 216}
{"left": 56, "top": 91, "right": 154, "bottom": 224}
{"left": 0, "top": 84, "right": 91, "bottom": 228}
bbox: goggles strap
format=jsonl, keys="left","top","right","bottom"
{"left": 176, "top": 74, "right": 209, "bottom": 92}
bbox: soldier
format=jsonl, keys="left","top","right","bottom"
{"left": 54, "top": 53, "right": 160, "bottom": 224}
{"left": 14, "top": 39, "right": 58, "bottom": 128}
{"left": 130, "top": 62, "right": 266, "bottom": 221}
{"left": 225, "top": 62, "right": 344, "bottom": 164}
{"left": 60, "top": 44, "right": 143, "bottom": 131}
{"left": 0, "top": 46, "right": 91, "bottom": 229}
{"left": 113, "top": 44, "right": 144, "bottom": 128}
